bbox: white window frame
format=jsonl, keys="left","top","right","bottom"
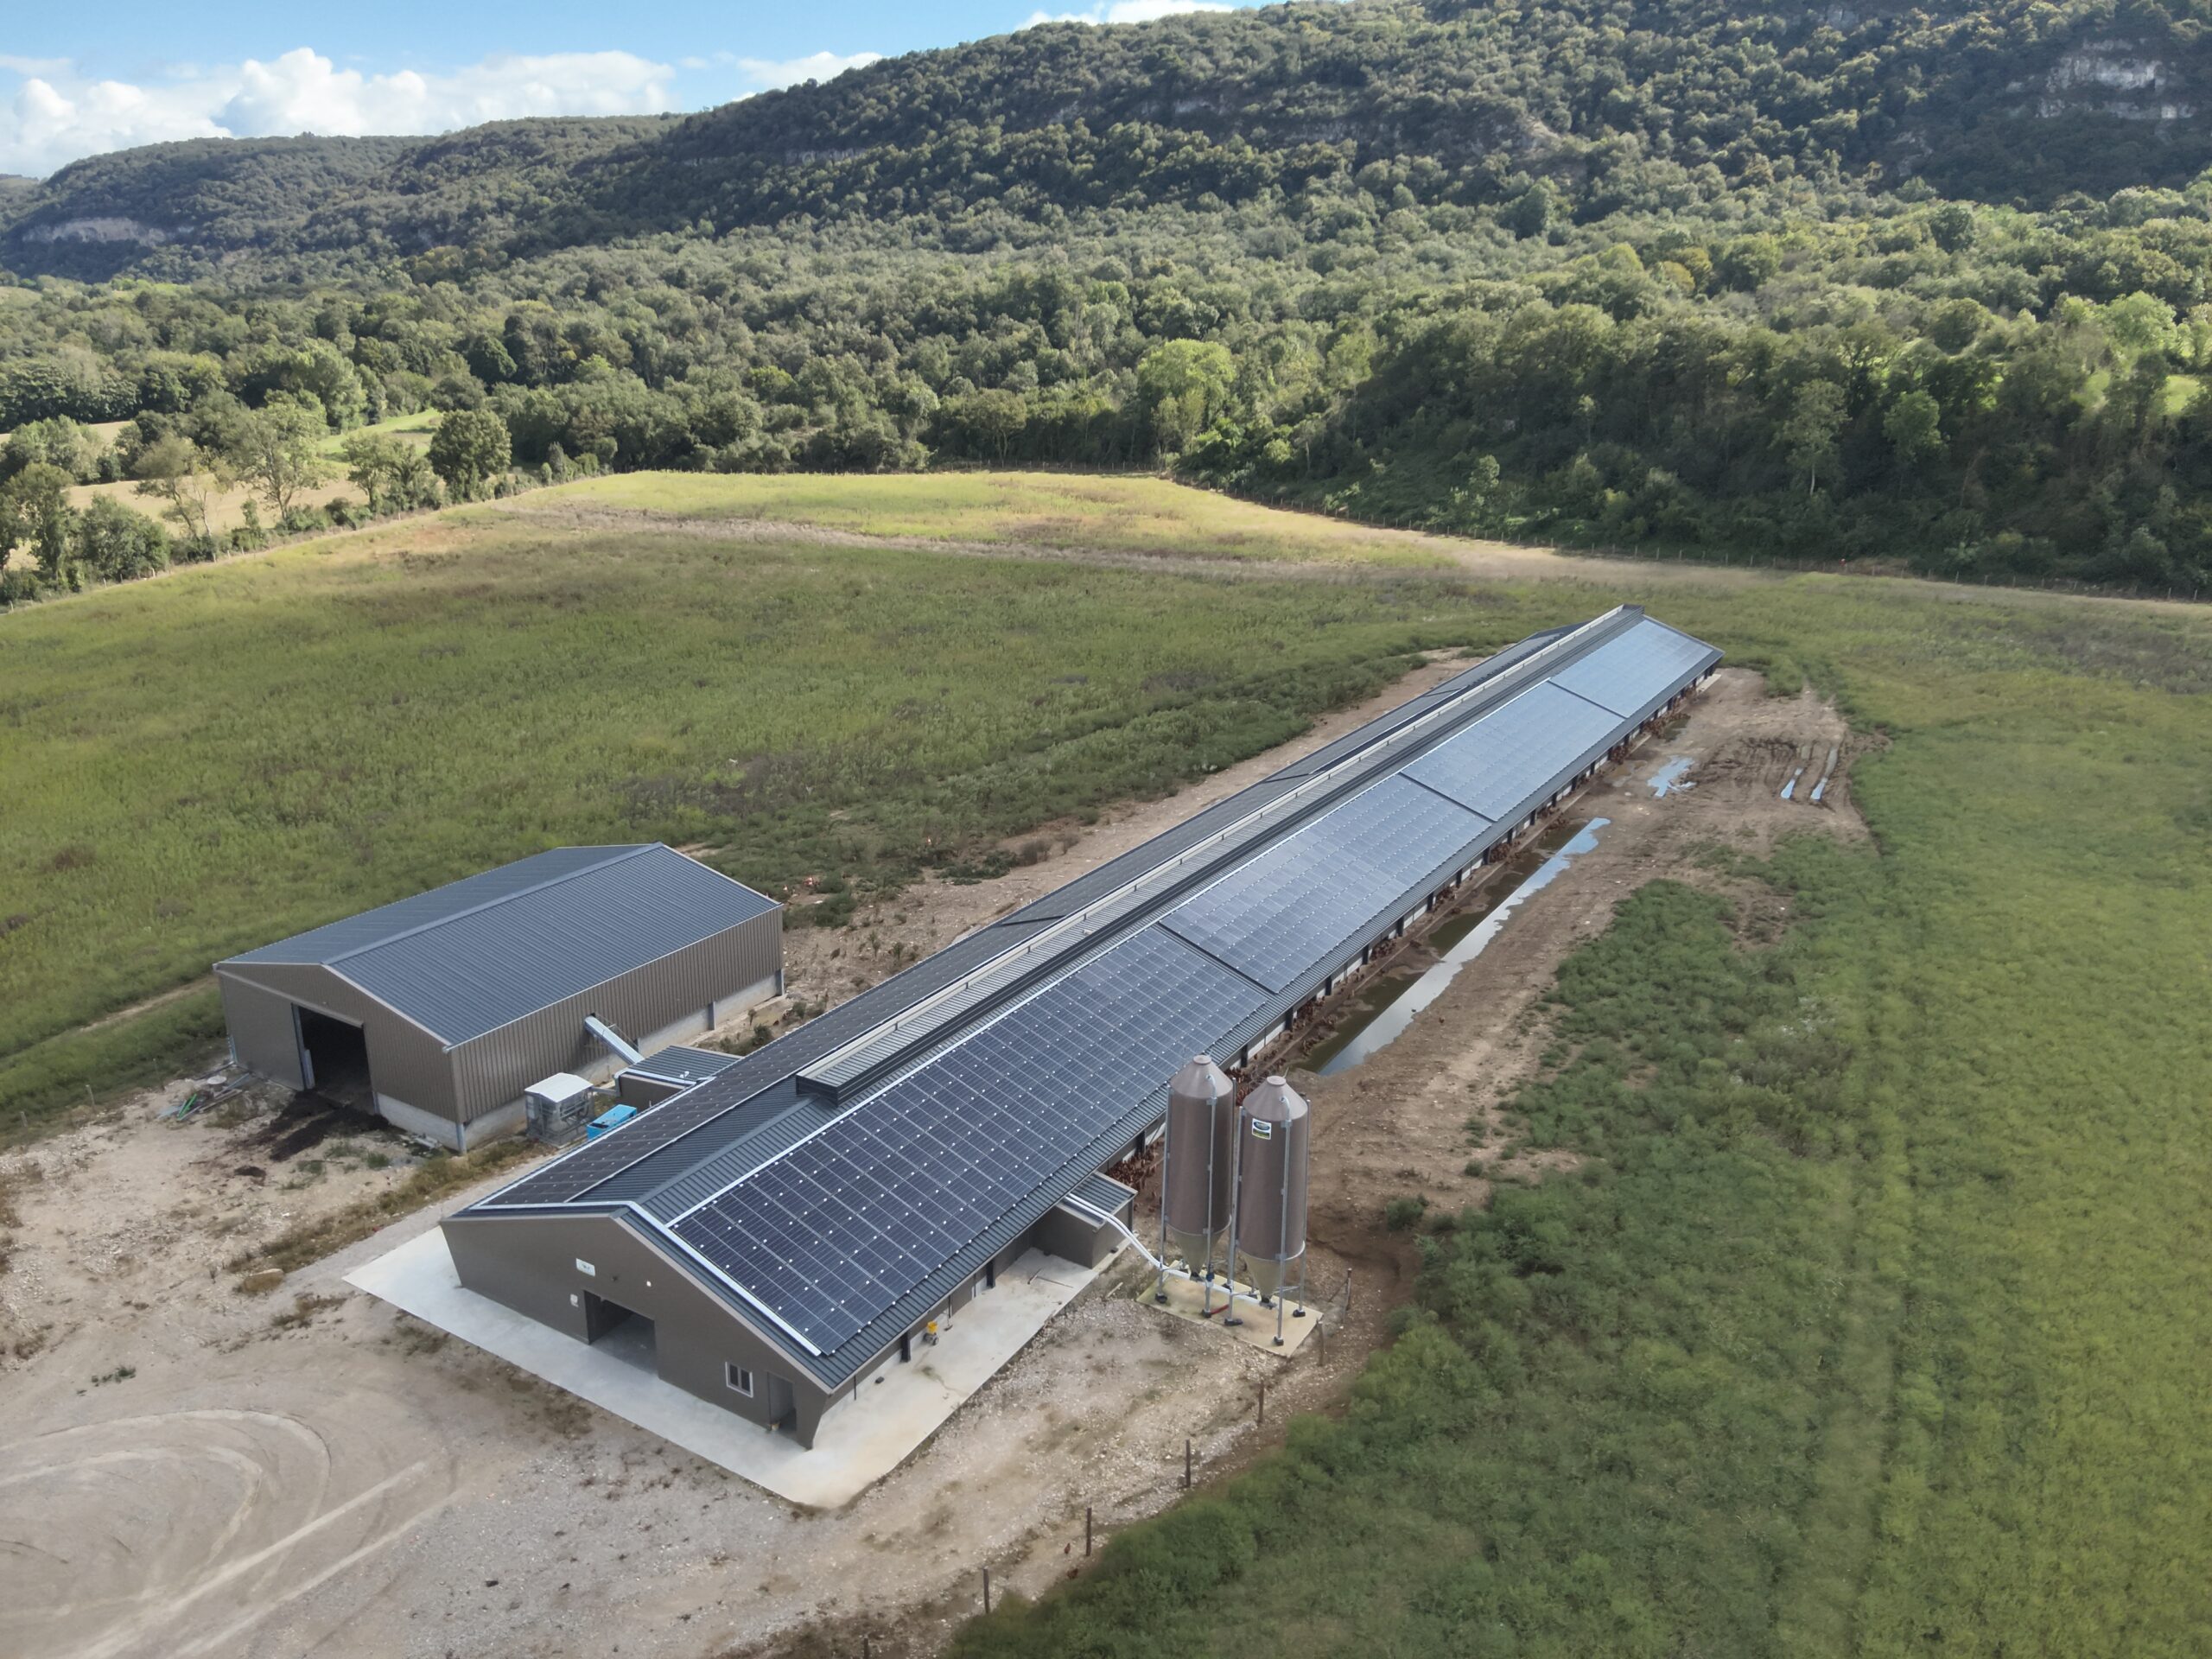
{"left": 726, "top": 1363, "right": 753, "bottom": 1396}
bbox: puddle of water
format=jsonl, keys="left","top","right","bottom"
{"left": 1310, "top": 818, "right": 1611, "bottom": 1076}
{"left": 1647, "top": 756, "right": 1696, "bottom": 798}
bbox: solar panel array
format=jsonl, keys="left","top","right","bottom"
{"left": 1548, "top": 617, "right": 1717, "bottom": 718}
{"left": 672, "top": 927, "right": 1266, "bottom": 1352}
{"left": 462, "top": 607, "right": 1723, "bottom": 1386}
{"left": 480, "top": 624, "right": 1602, "bottom": 1212}
{"left": 1405, "top": 681, "right": 1625, "bottom": 821}
{"left": 1161, "top": 776, "right": 1490, "bottom": 993}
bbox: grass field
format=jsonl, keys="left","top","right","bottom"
{"left": 315, "top": 409, "right": 439, "bottom": 455}
{"left": 558, "top": 471, "right": 1460, "bottom": 565}
{"left": 0, "top": 489, "right": 1514, "bottom": 1127}
{"left": 3, "top": 472, "right": 2209, "bottom": 1654}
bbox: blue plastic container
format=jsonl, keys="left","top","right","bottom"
{"left": 585, "top": 1103, "right": 639, "bottom": 1141}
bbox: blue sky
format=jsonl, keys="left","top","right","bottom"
{"left": 2, "top": 0, "right": 1263, "bottom": 177}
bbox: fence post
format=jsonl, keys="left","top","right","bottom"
{"left": 1185, "top": 1438, "right": 1192, "bottom": 1488}
{"left": 982, "top": 1567, "right": 991, "bottom": 1613}
{"left": 1086, "top": 1505, "right": 1094, "bottom": 1557}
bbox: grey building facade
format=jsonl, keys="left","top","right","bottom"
{"left": 217, "top": 845, "right": 783, "bottom": 1148}
{"left": 448, "top": 608, "right": 1721, "bottom": 1444}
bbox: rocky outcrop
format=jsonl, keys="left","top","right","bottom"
{"left": 20, "top": 217, "right": 183, "bottom": 246}
{"left": 2038, "top": 41, "right": 2195, "bottom": 121}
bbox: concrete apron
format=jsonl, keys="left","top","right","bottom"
{"left": 1144, "top": 1268, "right": 1321, "bottom": 1357}
{"left": 347, "top": 1231, "right": 1115, "bottom": 1508}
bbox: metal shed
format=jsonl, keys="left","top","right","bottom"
{"left": 216, "top": 846, "right": 783, "bottom": 1148}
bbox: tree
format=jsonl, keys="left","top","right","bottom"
{"left": 1503, "top": 183, "right": 1552, "bottom": 239}
{"left": 428, "top": 409, "right": 513, "bottom": 499}
{"left": 73, "top": 497, "right": 170, "bottom": 583}
{"left": 1715, "top": 234, "right": 1783, "bottom": 292}
{"left": 945, "top": 389, "right": 1029, "bottom": 461}
{"left": 340, "top": 432, "right": 440, "bottom": 514}
{"left": 225, "top": 395, "right": 334, "bottom": 517}
{"left": 1, "top": 463, "right": 77, "bottom": 583}
{"left": 1137, "top": 340, "right": 1236, "bottom": 456}
{"left": 132, "top": 435, "right": 232, "bottom": 550}
{"left": 1930, "top": 202, "right": 1976, "bottom": 254}
{"left": 232, "top": 340, "right": 366, "bottom": 429}
{"left": 1779, "top": 381, "right": 1848, "bottom": 495}
{"left": 1883, "top": 390, "right": 1946, "bottom": 471}
{"left": 2, "top": 418, "right": 101, "bottom": 484}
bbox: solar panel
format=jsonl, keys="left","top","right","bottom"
{"left": 1404, "top": 682, "right": 1624, "bottom": 822}
{"left": 1160, "top": 777, "right": 1489, "bottom": 993}
{"left": 464, "top": 608, "right": 1725, "bottom": 1386}
{"left": 671, "top": 927, "right": 1267, "bottom": 1352}
{"left": 1546, "top": 618, "right": 1716, "bottom": 718}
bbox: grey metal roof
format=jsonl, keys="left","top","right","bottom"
{"left": 625, "top": 1045, "right": 745, "bottom": 1087}
{"left": 466, "top": 607, "right": 1719, "bottom": 1389}
{"left": 1070, "top": 1171, "right": 1136, "bottom": 1216}
{"left": 221, "top": 845, "right": 779, "bottom": 1046}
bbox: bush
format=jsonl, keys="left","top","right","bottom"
{"left": 73, "top": 497, "right": 170, "bottom": 583}
{"left": 1384, "top": 1194, "right": 1430, "bottom": 1231}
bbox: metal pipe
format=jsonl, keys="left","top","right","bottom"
{"left": 1154, "top": 1104, "right": 1172, "bottom": 1305}
{"left": 1223, "top": 1095, "right": 1248, "bottom": 1328}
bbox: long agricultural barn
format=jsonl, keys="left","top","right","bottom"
{"left": 216, "top": 845, "right": 784, "bottom": 1148}
{"left": 447, "top": 607, "right": 1720, "bottom": 1443}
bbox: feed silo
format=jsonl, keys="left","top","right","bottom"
{"left": 1230, "top": 1074, "right": 1311, "bottom": 1344}
{"left": 1158, "top": 1056, "right": 1238, "bottom": 1303}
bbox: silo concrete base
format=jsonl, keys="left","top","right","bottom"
{"left": 1135, "top": 1270, "right": 1320, "bottom": 1357}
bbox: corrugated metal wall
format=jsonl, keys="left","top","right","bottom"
{"left": 220, "top": 907, "right": 781, "bottom": 1135}
{"left": 219, "top": 975, "right": 306, "bottom": 1091}
{"left": 216, "top": 960, "right": 454, "bottom": 1112}
{"left": 443, "top": 1207, "right": 830, "bottom": 1440}
{"left": 448, "top": 908, "right": 782, "bottom": 1124}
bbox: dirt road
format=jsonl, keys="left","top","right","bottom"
{"left": 0, "top": 667, "right": 1861, "bottom": 1659}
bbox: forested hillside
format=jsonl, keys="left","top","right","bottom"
{"left": 8, "top": 0, "right": 2212, "bottom": 591}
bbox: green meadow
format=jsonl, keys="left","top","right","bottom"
{"left": 0, "top": 491, "right": 1502, "bottom": 1125}
{"left": 556, "top": 469, "right": 1460, "bottom": 565}
{"left": 3, "top": 474, "right": 2209, "bottom": 1652}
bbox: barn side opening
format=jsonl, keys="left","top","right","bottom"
{"left": 583, "top": 1294, "right": 658, "bottom": 1374}
{"left": 296, "top": 1007, "right": 372, "bottom": 1108}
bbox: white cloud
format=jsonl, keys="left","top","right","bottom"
{"left": 694, "top": 50, "right": 884, "bottom": 92}
{"left": 1023, "top": 0, "right": 1232, "bottom": 26}
{"left": 0, "top": 47, "right": 679, "bottom": 177}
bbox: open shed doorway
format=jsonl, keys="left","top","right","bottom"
{"left": 583, "top": 1294, "right": 658, "bottom": 1374}
{"left": 296, "top": 1007, "right": 372, "bottom": 1109}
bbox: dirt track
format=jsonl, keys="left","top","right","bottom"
{"left": 0, "top": 667, "right": 1862, "bottom": 1659}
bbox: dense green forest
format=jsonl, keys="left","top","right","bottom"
{"left": 10, "top": 0, "right": 2212, "bottom": 589}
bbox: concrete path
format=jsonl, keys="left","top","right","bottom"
{"left": 347, "top": 1230, "right": 1110, "bottom": 1508}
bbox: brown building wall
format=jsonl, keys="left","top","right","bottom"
{"left": 216, "top": 962, "right": 456, "bottom": 1120}
{"left": 217, "top": 907, "right": 783, "bottom": 1144}
{"left": 1034, "top": 1200, "right": 1129, "bottom": 1268}
{"left": 220, "top": 973, "right": 307, "bottom": 1092}
{"left": 447, "top": 910, "right": 782, "bottom": 1124}
{"left": 442, "top": 1208, "right": 835, "bottom": 1443}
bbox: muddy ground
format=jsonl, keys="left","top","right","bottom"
{"left": 0, "top": 666, "right": 1861, "bottom": 1659}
